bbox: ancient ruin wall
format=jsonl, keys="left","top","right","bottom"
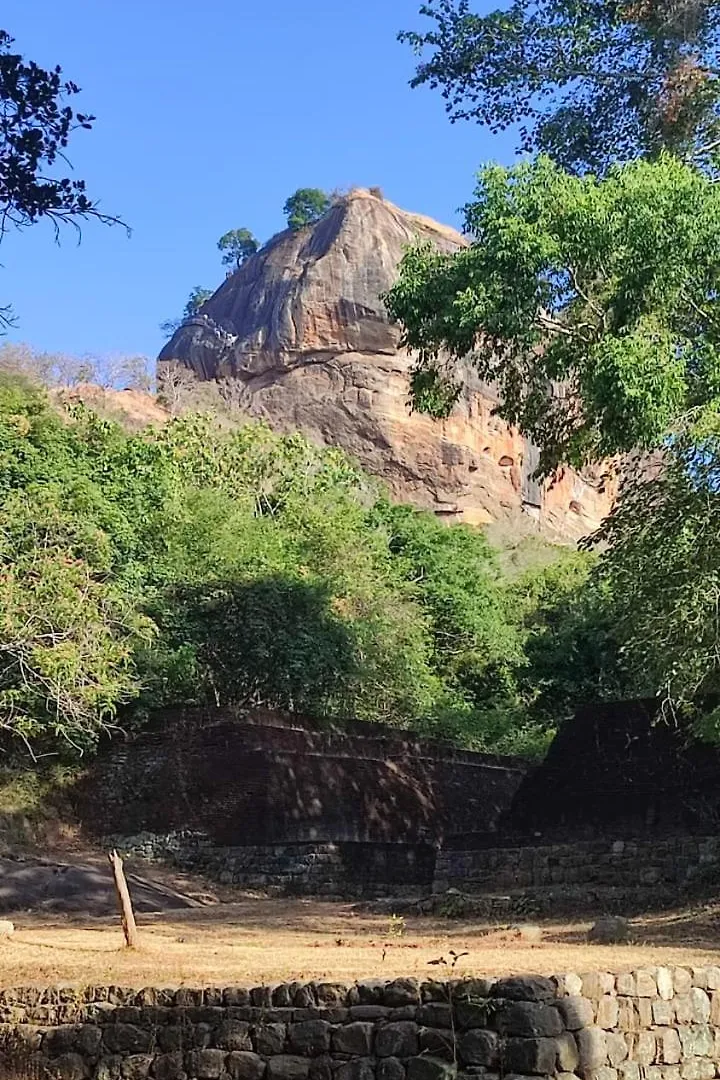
{"left": 2, "top": 968, "right": 720, "bottom": 1080}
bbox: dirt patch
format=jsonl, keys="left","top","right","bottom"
{"left": 2, "top": 896, "right": 720, "bottom": 988}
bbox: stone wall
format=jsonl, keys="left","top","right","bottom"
{"left": 3, "top": 968, "right": 720, "bottom": 1080}
{"left": 78, "top": 711, "right": 526, "bottom": 847}
{"left": 504, "top": 701, "right": 720, "bottom": 839}
{"left": 435, "top": 836, "right": 720, "bottom": 912}
{"left": 104, "top": 837, "right": 437, "bottom": 897}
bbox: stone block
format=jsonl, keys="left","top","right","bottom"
{"left": 652, "top": 1001, "right": 674, "bottom": 1026}
{"left": 657, "top": 1029, "right": 681, "bottom": 1065}
{"left": 578, "top": 1027, "right": 608, "bottom": 1071}
{"left": 308, "top": 1055, "right": 333, "bottom": 1080}
{"left": 455, "top": 1002, "right": 489, "bottom": 1030}
{"left": 335, "top": 1060, "right": 375, "bottom": 1080}
{"left": 457, "top": 1029, "right": 499, "bottom": 1067}
{"left": 217, "top": 1022, "right": 252, "bottom": 1052}
{"left": 616, "top": 976, "right": 635, "bottom": 997}
{"left": 266, "top": 1058, "right": 311, "bottom": 1080}
{"left": 680, "top": 1025, "right": 714, "bottom": 1057}
{"left": 503, "top": 1037, "right": 558, "bottom": 1075}
{"left": 581, "top": 975, "right": 611, "bottom": 1001}
{"left": 690, "top": 989, "right": 711, "bottom": 1024}
{"left": 185, "top": 1050, "right": 227, "bottom": 1080}
{"left": 407, "top": 1059, "right": 455, "bottom": 1080}
{"left": 96, "top": 1056, "right": 124, "bottom": 1080}
{"left": 489, "top": 977, "right": 555, "bottom": 1003}
{"left": 255, "top": 1026, "right": 287, "bottom": 1056}
{"left": 151, "top": 1052, "right": 186, "bottom": 1080}
{"left": 376, "top": 1023, "right": 419, "bottom": 1059}
{"left": 384, "top": 982, "right": 419, "bottom": 1008}
{"left": 50, "top": 1052, "right": 89, "bottom": 1080}
{"left": 588, "top": 919, "right": 629, "bottom": 945}
{"left": 389, "top": 1008, "right": 418, "bottom": 1023}
{"left": 251, "top": 988, "right": 274, "bottom": 1009}
{"left": 633, "top": 971, "right": 658, "bottom": 998}
{"left": 495, "top": 1002, "right": 563, "bottom": 1038}
{"left": 712, "top": 992, "right": 720, "bottom": 1025}
{"left": 225, "top": 1053, "right": 266, "bottom": 1080}
{"left": 585, "top": 1069, "right": 618, "bottom": 1080}
{"left": 596, "top": 997, "right": 619, "bottom": 1030}
{"left": 418, "top": 1028, "right": 454, "bottom": 1061}
{"left": 452, "top": 979, "right": 495, "bottom": 1001}
{"left": 617, "top": 1065, "right": 640, "bottom": 1080}
{"left": 673, "top": 970, "right": 693, "bottom": 997}
{"left": 349, "top": 1008, "right": 390, "bottom": 1022}
{"left": 656, "top": 970, "right": 674, "bottom": 1001}
{"left": 353, "top": 982, "right": 386, "bottom": 1006}
{"left": 635, "top": 999, "right": 653, "bottom": 1027}
{"left": 294, "top": 988, "right": 317, "bottom": 1009}
{"left": 616, "top": 1000, "right": 636, "bottom": 1033}
{"left": 224, "top": 989, "right": 251, "bottom": 1007}
{"left": 288, "top": 1022, "right": 332, "bottom": 1056}
{"left": 104, "top": 1026, "right": 153, "bottom": 1055}
{"left": 417, "top": 1004, "right": 452, "bottom": 1029}
{"left": 377, "top": 1059, "right": 406, "bottom": 1080}
{"left": 555, "top": 973, "right": 584, "bottom": 997}
{"left": 605, "top": 1034, "right": 629, "bottom": 1067}
{"left": 680, "top": 1061, "right": 715, "bottom": 1080}
{"left": 633, "top": 1032, "right": 656, "bottom": 1067}
{"left": 705, "top": 967, "right": 720, "bottom": 990}
{"left": 674, "top": 997, "right": 693, "bottom": 1025}
{"left": 558, "top": 997, "right": 594, "bottom": 1031}
{"left": 332, "top": 1023, "right": 374, "bottom": 1057}
{"left": 556, "top": 1031, "right": 580, "bottom": 1072}
{"left": 121, "top": 1056, "right": 154, "bottom": 1080}
{"left": 692, "top": 971, "right": 709, "bottom": 990}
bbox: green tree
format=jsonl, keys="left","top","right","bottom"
{"left": 160, "top": 285, "right": 213, "bottom": 337}
{"left": 400, "top": 0, "right": 720, "bottom": 176}
{"left": 284, "top": 188, "right": 331, "bottom": 230}
{"left": 384, "top": 154, "right": 720, "bottom": 473}
{"left": 218, "top": 227, "right": 259, "bottom": 269}
{"left": 589, "top": 424, "right": 720, "bottom": 722}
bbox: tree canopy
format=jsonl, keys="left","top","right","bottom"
{"left": 400, "top": 0, "right": 720, "bottom": 175}
{"left": 284, "top": 188, "right": 332, "bottom": 230}
{"left": 218, "top": 228, "right": 259, "bottom": 269}
{"left": 384, "top": 153, "right": 720, "bottom": 473}
{"left": 2, "top": 374, "right": 584, "bottom": 758}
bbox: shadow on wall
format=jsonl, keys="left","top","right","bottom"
{"left": 502, "top": 698, "right": 720, "bottom": 840}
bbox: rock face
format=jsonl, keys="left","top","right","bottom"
{"left": 159, "top": 189, "right": 613, "bottom": 540}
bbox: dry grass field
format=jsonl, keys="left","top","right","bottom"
{"left": 3, "top": 898, "right": 720, "bottom": 988}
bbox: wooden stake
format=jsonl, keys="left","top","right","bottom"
{"left": 108, "top": 849, "right": 139, "bottom": 948}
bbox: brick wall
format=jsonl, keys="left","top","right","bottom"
{"left": 3, "top": 968, "right": 720, "bottom": 1080}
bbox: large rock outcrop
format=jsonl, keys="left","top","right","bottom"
{"left": 159, "top": 189, "right": 613, "bottom": 540}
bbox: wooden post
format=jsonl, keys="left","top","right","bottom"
{"left": 108, "top": 849, "right": 139, "bottom": 948}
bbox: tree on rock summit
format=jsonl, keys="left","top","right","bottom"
{"left": 218, "top": 228, "right": 259, "bottom": 270}
{"left": 284, "top": 188, "right": 331, "bottom": 230}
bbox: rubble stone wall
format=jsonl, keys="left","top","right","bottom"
{"left": 3, "top": 968, "right": 720, "bottom": 1080}
{"left": 436, "top": 836, "right": 720, "bottom": 896}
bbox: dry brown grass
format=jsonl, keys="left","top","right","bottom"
{"left": 3, "top": 898, "right": 720, "bottom": 988}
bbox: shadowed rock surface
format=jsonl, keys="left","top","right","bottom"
{"left": 159, "top": 189, "right": 613, "bottom": 540}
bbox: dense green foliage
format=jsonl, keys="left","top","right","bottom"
{"left": 385, "top": 154, "right": 720, "bottom": 473}
{"left": 2, "top": 376, "right": 598, "bottom": 757}
{"left": 217, "top": 228, "right": 259, "bottom": 269}
{"left": 284, "top": 188, "right": 332, "bottom": 230}
{"left": 401, "top": 0, "right": 720, "bottom": 176}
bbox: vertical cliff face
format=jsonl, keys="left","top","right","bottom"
{"left": 159, "top": 189, "right": 613, "bottom": 540}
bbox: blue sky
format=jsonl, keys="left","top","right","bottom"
{"left": 2, "top": 0, "right": 514, "bottom": 360}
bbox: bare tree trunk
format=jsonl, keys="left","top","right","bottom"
{"left": 108, "top": 849, "right": 139, "bottom": 948}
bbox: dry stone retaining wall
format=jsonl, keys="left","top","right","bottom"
{"left": 3, "top": 968, "right": 720, "bottom": 1080}
{"left": 436, "top": 837, "right": 720, "bottom": 900}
